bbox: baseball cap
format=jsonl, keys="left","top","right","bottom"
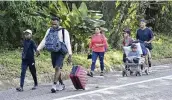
{"left": 140, "top": 19, "right": 146, "bottom": 23}
{"left": 23, "top": 29, "right": 32, "bottom": 35}
{"left": 51, "top": 16, "right": 60, "bottom": 21}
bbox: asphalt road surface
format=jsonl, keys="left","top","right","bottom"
{"left": 0, "top": 64, "right": 172, "bottom": 100}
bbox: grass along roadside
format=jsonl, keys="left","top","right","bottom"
{"left": 0, "top": 50, "right": 123, "bottom": 80}
{"left": 0, "top": 49, "right": 123, "bottom": 90}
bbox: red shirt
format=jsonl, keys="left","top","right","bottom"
{"left": 122, "top": 37, "right": 133, "bottom": 46}
{"left": 89, "top": 33, "right": 108, "bottom": 52}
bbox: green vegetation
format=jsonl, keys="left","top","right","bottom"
{"left": 0, "top": 49, "right": 123, "bottom": 80}
{"left": 1, "top": 1, "right": 172, "bottom": 50}
{"left": 152, "top": 35, "right": 172, "bottom": 59}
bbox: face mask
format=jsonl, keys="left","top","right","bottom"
{"left": 25, "top": 34, "right": 31, "bottom": 39}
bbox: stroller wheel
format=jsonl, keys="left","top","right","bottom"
{"left": 139, "top": 71, "right": 142, "bottom": 76}
{"left": 136, "top": 71, "right": 142, "bottom": 76}
{"left": 136, "top": 72, "right": 138, "bottom": 76}
{"left": 130, "top": 71, "right": 133, "bottom": 75}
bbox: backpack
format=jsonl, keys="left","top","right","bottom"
{"left": 45, "top": 28, "right": 62, "bottom": 52}
{"left": 45, "top": 28, "right": 68, "bottom": 54}
{"left": 60, "top": 29, "right": 68, "bottom": 55}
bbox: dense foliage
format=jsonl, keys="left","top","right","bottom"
{"left": 0, "top": 1, "right": 172, "bottom": 50}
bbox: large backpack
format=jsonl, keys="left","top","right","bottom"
{"left": 45, "top": 28, "right": 68, "bottom": 55}
{"left": 45, "top": 28, "right": 62, "bottom": 52}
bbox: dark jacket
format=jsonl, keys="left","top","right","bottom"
{"left": 22, "top": 39, "right": 37, "bottom": 62}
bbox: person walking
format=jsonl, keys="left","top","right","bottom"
{"left": 16, "top": 29, "right": 39, "bottom": 92}
{"left": 37, "top": 17, "right": 72, "bottom": 93}
{"left": 136, "top": 19, "right": 154, "bottom": 71}
{"left": 87, "top": 27, "right": 108, "bottom": 77}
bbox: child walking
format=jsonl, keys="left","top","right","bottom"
{"left": 16, "top": 29, "right": 39, "bottom": 92}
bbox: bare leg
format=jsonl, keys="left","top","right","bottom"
{"left": 53, "top": 66, "right": 61, "bottom": 84}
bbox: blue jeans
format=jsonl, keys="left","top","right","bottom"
{"left": 91, "top": 52, "right": 105, "bottom": 72}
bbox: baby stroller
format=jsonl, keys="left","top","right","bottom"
{"left": 122, "top": 43, "right": 149, "bottom": 77}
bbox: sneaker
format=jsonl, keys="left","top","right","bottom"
{"left": 31, "top": 85, "right": 38, "bottom": 90}
{"left": 56, "top": 84, "right": 65, "bottom": 91}
{"left": 100, "top": 72, "right": 104, "bottom": 76}
{"left": 87, "top": 72, "right": 93, "bottom": 77}
{"left": 51, "top": 84, "right": 57, "bottom": 93}
{"left": 148, "top": 67, "right": 153, "bottom": 73}
{"left": 16, "top": 87, "right": 23, "bottom": 92}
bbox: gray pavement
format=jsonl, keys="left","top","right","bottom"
{"left": 0, "top": 64, "right": 172, "bottom": 100}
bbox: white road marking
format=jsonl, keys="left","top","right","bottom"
{"left": 54, "top": 75, "right": 172, "bottom": 100}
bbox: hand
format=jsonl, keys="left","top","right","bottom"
{"left": 95, "top": 44, "right": 100, "bottom": 47}
{"left": 67, "top": 55, "right": 72, "bottom": 64}
{"left": 36, "top": 50, "right": 40, "bottom": 57}
{"left": 144, "top": 41, "right": 150, "bottom": 43}
{"left": 88, "top": 49, "right": 92, "bottom": 54}
{"left": 95, "top": 44, "right": 103, "bottom": 47}
{"left": 147, "top": 41, "right": 151, "bottom": 43}
{"left": 144, "top": 41, "right": 148, "bottom": 43}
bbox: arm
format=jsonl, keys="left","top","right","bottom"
{"left": 128, "top": 38, "right": 134, "bottom": 46}
{"left": 37, "top": 28, "right": 50, "bottom": 51}
{"left": 32, "top": 40, "right": 37, "bottom": 52}
{"left": 127, "top": 52, "right": 132, "bottom": 57}
{"left": 136, "top": 30, "right": 139, "bottom": 40}
{"left": 103, "top": 36, "right": 108, "bottom": 49}
{"left": 89, "top": 36, "right": 93, "bottom": 49}
{"left": 136, "top": 51, "right": 141, "bottom": 58}
{"left": 147, "top": 29, "right": 154, "bottom": 43}
{"left": 64, "top": 29, "right": 72, "bottom": 55}
{"left": 95, "top": 35, "right": 108, "bottom": 47}
{"left": 122, "top": 39, "right": 125, "bottom": 46}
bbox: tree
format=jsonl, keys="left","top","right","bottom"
{"left": 39, "top": 1, "right": 105, "bottom": 52}
{"left": 0, "top": 1, "right": 49, "bottom": 49}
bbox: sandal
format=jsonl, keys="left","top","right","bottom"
{"left": 87, "top": 72, "right": 93, "bottom": 77}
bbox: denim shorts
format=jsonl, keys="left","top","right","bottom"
{"left": 51, "top": 52, "right": 65, "bottom": 68}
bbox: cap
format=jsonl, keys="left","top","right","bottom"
{"left": 140, "top": 19, "right": 146, "bottom": 23}
{"left": 131, "top": 44, "right": 137, "bottom": 49}
{"left": 51, "top": 16, "right": 60, "bottom": 21}
{"left": 23, "top": 29, "right": 32, "bottom": 35}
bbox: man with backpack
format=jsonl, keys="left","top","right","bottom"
{"left": 37, "top": 17, "right": 72, "bottom": 93}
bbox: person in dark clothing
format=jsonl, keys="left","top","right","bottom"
{"left": 16, "top": 29, "right": 39, "bottom": 92}
{"left": 136, "top": 19, "right": 154, "bottom": 72}
{"left": 136, "top": 19, "right": 154, "bottom": 50}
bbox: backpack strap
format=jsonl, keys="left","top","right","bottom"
{"left": 54, "top": 27, "right": 65, "bottom": 43}
{"left": 62, "top": 28, "right": 65, "bottom": 43}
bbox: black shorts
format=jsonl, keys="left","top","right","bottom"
{"left": 51, "top": 52, "right": 65, "bottom": 68}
